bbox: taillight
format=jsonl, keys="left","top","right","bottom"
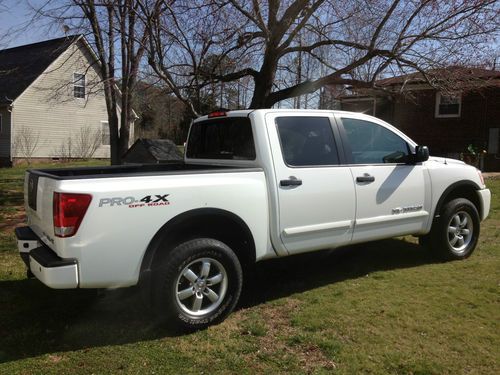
{"left": 53, "top": 192, "right": 92, "bottom": 237}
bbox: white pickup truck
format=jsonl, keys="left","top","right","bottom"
{"left": 15, "top": 109, "right": 491, "bottom": 329}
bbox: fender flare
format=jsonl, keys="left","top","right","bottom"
{"left": 139, "top": 207, "right": 256, "bottom": 276}
{"left": 432, "top": 180, "right": 481, "bottom": 219}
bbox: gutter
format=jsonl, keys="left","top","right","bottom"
{"left": 5, "top": 96, "right": 13, "bottom": 163}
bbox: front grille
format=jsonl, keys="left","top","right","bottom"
{"left": 27, "top": 173, "right": 39, "bottom": 211}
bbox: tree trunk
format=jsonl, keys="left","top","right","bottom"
{"left": 108, "top": 110, "right": 120, "bottom": 165}
{"left": 249, "top": 51, "right": 279, "bottom": 108}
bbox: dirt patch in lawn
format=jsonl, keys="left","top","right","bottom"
{"left": 0, "top": 206, "right": 25, "bottom": 232}
{"left": 241, "top": 298, "right": 337, "bottom": 373}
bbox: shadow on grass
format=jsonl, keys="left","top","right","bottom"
{"left": 0, "top": 238, "right": 437, "bottom": 363}
{"left": 0, "top": 188, "right": 23, "bottom": 207}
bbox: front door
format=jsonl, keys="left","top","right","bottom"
{"left": 266, "top": 112, "right": 356, "bottom": 254}
{"left": 337, "top": 116, "right": 430, "bottom": 243}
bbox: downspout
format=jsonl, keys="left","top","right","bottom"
{"left": 5, "top": 96, "right": 14, "bottom": 165}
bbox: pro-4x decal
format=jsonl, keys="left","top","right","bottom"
{"left": 99, "top": 194, "right": 170, "bottom": 208}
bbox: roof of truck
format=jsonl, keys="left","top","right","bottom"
{"left": 196, "top": 109, "right": 363, "bottom": 122}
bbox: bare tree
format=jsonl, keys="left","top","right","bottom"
{"left": 13, "top": 127, "right": 41, "bottom": 165}
{"left": 74, "top": 125, "right": 102, "bottom": 158}
{"left": 143, "top": 0, "right": 499, "bottom": 112}
{"left": 33, "top": 0, "right": 157, "bottom": 164}
{"left": 53, "top": 137, "right": 74, "bottom": 162}
{"left": 140, "top": 0, "right": 259, "bottom": 116}
{"left": 53, "top": 126, "right": 101, "bottom": 160}
{"left": 73, "top": 0, "right": 152, "bottom": 164}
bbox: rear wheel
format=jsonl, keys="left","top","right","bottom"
{"left": 426, "top": 198, "right": 480, "bottom": 260}
{"left": 153, "top": 238, "right": 243, "bottom": 331}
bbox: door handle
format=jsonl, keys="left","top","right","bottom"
{"left": 280, "top": 177, "right": 302, "bottom": 187}
{"left": 356, "top": 174, "right": 375, "bottom": 183}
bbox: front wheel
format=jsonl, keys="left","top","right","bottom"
{"left": 427, "top": 198, "right": 480, "bottom": 260}
{"left": 153, "top": 238, "right": 243, "bottom": 331}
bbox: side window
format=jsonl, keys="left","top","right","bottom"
{"left": 276, "top": 117, "right": 339, "bottom": 166}
{"left": 73, "top": 73, "right": 86, "bottom": 99}
{"left": 341, "top": 118, "right": 409, "bottom": 164}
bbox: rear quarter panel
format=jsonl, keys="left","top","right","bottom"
{"left": 28, "top": 171, "right": 269, "bottom": 288}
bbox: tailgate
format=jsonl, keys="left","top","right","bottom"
{"left": 24, "top": 171, "right": 59, "bottom": 250}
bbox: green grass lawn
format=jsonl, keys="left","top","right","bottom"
{"left": 0, "top": 162, "right": 498, "bottom": 374}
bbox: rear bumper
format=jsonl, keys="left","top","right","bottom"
{"left": 477, "top": 188, "right": 491, "bottom": 221}
{"left": 15, "top": 226, "right": 79, "bottom": 289}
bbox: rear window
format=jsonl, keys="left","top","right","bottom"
{"left": 186, "top": 117, "right": 256, "bottom": 160}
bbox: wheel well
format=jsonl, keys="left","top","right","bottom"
{"left": 434, "top": 182, "right": 481, "bottom": 218}
{"left": 140, "top": 208, "right": 256, "bottom": 277}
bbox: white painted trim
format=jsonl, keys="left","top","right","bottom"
{"left": 73, "top": 71, "right": 86, "bottom": 99}
{"left": 9, "top": 105, "right": 14, "bottom": 162}
{"left": 101, "top": 120, "right": 110, "bottom": 146}
{"left": 435, "top": 92, "right": 461, "bottom": 118}
{"left": 355, "top": 211, "right": 429, "bottom": 227}
{"left": 283, "top": 220, "right": 353, "bottom": 236}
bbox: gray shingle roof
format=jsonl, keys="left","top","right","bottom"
{"left": 140, "top": 139, "right": 183, "bottom": 161}
{"left": 0, "top": 35, "right": 80, "bottom": 105}
{"left": 376, "top": 67, "right": 500, "bottom": 87}
{"left": 123, "top": 138, "right": 183, "bottom": 162}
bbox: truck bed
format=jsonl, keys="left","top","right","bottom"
{"left": 28, "top": 162, "right": 261, "bottom": 180}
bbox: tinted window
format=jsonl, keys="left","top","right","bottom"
{"left": 187, "top": 117, "right": 255, "bottom": 160}
{"left": 342, "top": 118, "right": 409, "bottom": 164}
{"left": 276, "top": 117, "right": 339, "bottom": 166}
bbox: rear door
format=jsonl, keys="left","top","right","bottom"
{"left": 266, "top": 112, "right": 356, "bottom": 254}
{"left": 336, "top": 115, "right": 430, "bottom": 243}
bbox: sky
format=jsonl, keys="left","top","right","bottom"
{"left": 0, "top": 0, "right": 64, "bottom": 49}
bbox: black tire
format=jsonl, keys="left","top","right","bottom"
{"left": 152, "top": 238, "right": 243, "bottom": 331}
{"left": 428, "top": 198, "right": 480, "bottom": 260}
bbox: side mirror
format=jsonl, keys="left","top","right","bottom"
{"left": 414, "top": 145, "right": 429, "bottom": 163}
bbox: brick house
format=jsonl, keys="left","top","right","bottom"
{"left": 337, "top": 68, "right": 500, "bottom": 171}
{"left": 0, "top": 35, "right": 134, "bottom": 166}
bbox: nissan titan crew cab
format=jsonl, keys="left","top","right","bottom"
{"left": 15, "top": 110, "right": 491, "bottom": 330}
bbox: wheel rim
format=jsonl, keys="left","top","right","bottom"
{"left": 175, "top": 257, "right": 228, "bottom": 317}
{"left": 447, "top": 211, "right": 473, "bottom": 254}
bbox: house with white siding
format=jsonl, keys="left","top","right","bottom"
{"left": 0, "top": 35, "right": 133, "bottom": 166}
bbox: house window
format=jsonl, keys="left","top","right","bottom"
{"left": 435, "top": 92, "right": 461, "bottom": 118}
{"left": 101, "top": 121, "right": 110, "bottom": 145}
{"left": 73, "top": 73, "right": 86, "bottom": 98}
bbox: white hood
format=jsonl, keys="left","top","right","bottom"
{"left": 428, "top": 156, "right": 466, "bottom": 166}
